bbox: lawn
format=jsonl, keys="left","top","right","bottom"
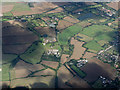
{"left": 58, "top": 23, "right": 82, "bottom": 45}
{"left": 2, "top": 54, "right": 18, "bottom": 64}
{"left": 80, "top": 25, "right": 114, "bottom": 37}
{"left": 70, "top": 65, "right": 86, "bottom": 78}
{"left": 11, "top": 3, "right": 31, "bottom": 12}
{"left": 84, "top": 40, "right": 104, "bottom": 52}
{"left": 20, "top": 41, "right": 45, "bottom": 64}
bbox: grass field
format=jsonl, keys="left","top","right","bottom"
{"left": 58, "top": 23, "right": 82, "bottom": 45}
{"left": 3, "top": 11, "right": 13, "bottom": 16}
{"left": 70, "top": 65, "right": 86, "bottom": 78}
{"left": 20, "top": 41, "right": 45, "bottom": 64}
{"left": 2, "top": 63, "right": 11, "bottom": 81}
{"left": 84, "top": 40, "right": 104, "bottom": 52}
{"left": 74, "top": 33, "right": 93, "bottom": 42}
{"left": 2, "top": 54, "right": 18, "bottom": 64}
{"left": 80, "top": 25, "right": 114, "bottom": 37}
{"left": 11, "top": 3, "right": 31, "bottom": 12}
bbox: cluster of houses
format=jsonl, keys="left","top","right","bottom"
{"left": 100, "top": 7, "right": 116, "bottom": 17}
{"left": 99, "top": 76, "right": 112, "bottom": 87}
{"left": 47, "top": 49, "right": 60, "bottom": 57}
{"left": 76, "top": 59, "right": 88, "bottom": 67}
{"left": 43, "top": 37, "right": 56, "bottom": 45}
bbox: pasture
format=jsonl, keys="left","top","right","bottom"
{"left": 20, "top": 42, "right": 45, "bottom": 64}
{"left": 84, "top": 40, "right": 104, "bottom": 52}
{"left": 58, "top": 23, "right": 82, "bottom": 45}
{"left": 80, "top": 25, "right": 114, "bottom": 37}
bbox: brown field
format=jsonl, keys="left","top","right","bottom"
{"left": 52, "top": 2, "right": 71, "bottom": 6}
{"left": 72, "top": 9, "right": 83, "bottom": 13}
{"left": 83, "top": 52, "right": 96, "bottom": 59}
{"left": 56, "top": 20, "right": 73, "bottom": 30}
{"left": 78, "top": 21, "right": 92, "bottom": 28}
{"left": 41, "top": 60, "right": 59, "bottom": 69}
{"left": 97, "top": 40, "right": 107, "bottom": 46}
{"left": 85, "top": 2, "right": 96, "bottom": 5}
{"left": 2, "top": 22, "right": 38, "bottom": 54}
{"left": 42, "top": 17, "right": 51, "bottom": 22}
{"left": 81, "top": 57, "right": 117, "bottom": 83}
{"left": 67, "top": 76, "right": 91, "bottom": 88}
{"left": 14, "top": 60, "right": 45, "bottom": 78}
{"left": 6, "top": 20, "right": 27, "bottom": 27}
{"left": 14, "top": 60, "right": 45, "bottom": 72}
{"left": 75, "top": 33, "right": 93, "bottom": 42}
{"left": 11, "top": 76, "right": 55, "bottom": 88}
{"left": 57, "top": 65, "right": 73, "bottom": 88}
{"left": 33, "top": 68, "right": 55, "bottom": 76}
{"left": 35, "top": 27, "right": 56, "bottom": 37}
{"left": 63, "top": 16, "right": 79, "bottom": 24}
{"left": 46, "top": 7, "right": 64, "bottom": 14}
{"left": 70, "top": 38, "right": 86, "bottom": 60}
{"left": 61, "top": 54, "right": 69, "bottom": 64}
{"left": 2, "top": 5, "right": 14, "bottom": 13}
{"left": 107, "top": 2, "right": 119, "bottom": 10}
{"left": 11, "top": 2, "right": 63, "bottom": 16}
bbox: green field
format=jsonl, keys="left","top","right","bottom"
{"left": 80, "top": 25, "right": 114, "bottom": 37}
{"left": 84, "top": 40, "right": 104, "bottom": 52}
{"left": 94, "top": 33, "right": 115, "bottom": 42}
{"left": 1, "top": 63, "right": 11, "bottom": 81}
{"left": 2, "top": 54, "right": 18, "bottom": 64}
{"left": 3, "top": 11, "right": 13, "bottom": 16}
{"left": 41, "top": 55, "right": 60, "bottom": 62}
{"left": 11, "top": 3, "right": 31, "bottom": 12}
{"left": 20, "top": 41, "right": 45, "bottom": 64}
{"left": 58, "top": 23, "right": 82, "bottom": 45}
{"left": 70, "top": 65, "right": 86, "bottom": 78}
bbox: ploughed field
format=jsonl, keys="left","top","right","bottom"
{"left": 2, "top": 22, "right": 38, "bottom": 54}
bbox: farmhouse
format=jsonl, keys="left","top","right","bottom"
{"left": 47, "top": 49, "right": 60, "bottom": 56}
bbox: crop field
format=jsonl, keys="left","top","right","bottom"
{"left": 83, "top": 52, "right": 96, "bottom": 59}
{"left": 81, "top": 57, "right": 117, "bottom": 83}
{"left": 57, "top": 65, "right": 73, "bottom": 88}
{"left": 107, "top": 2, "right": 119, "bottom": 10}
{"left": 70, "top": 38, "right": 86, "bottom": 60}
{"left": 41, "top": 55, "right": 60, "bottom": 62}
{"left": 84, "top": 40, "right": 104, "bottom": 52}
{"left": 63, "top": 16, "right": 80, "bottom": 24}
{"left": 56, "top": 20, "right": 73, "bottom": 30}
{"left": 2, "top": 54, "right": 17, "bottom": 64}
{"left": 95, "top": 33, "right": 115, "bottom": 42}
{"left": 35, "top": 27, "right": 56, "bottom": 37}
{"left": 11, "top": 3, "right": 31, "bottom": 12}
{"left": 2, "top": 22, "right": 38, "bottom": 54}
{"left": 70, "top": 65, "right": 86, "bottom": 78}
{"left": 46, "top": 7, "right": 64, "bottom": 14}
{"left": 11, "top": 76, "right": 55, "bottom": 88}
{"left": 60, "top": 54, "right": 69, "bottom": 64}
{"left": 74, "top": 33, "right": 93, "bottom": 42}
{"left": 97, "top": 40, "right": 108, "bottom": 46}
{"left": 58, "top": 23, "right": 82, "bottom": 45}
{"left": 20, "top": 42, "right": 45, "bottom": 64}
{"left": 67, "top": 76, "right": 90, "bottom": 88}
{"left": 2, "top": 63, "right": 11, "bottom": 81}
{"left": 33, "top": 68, "right": 55, "bottom": 76}
{"left": 80, "top": 25, "right": 114, "bottom": 37}
{"left": 2, "top": 5, "right": 14, "bottom": 13}
{"left": 41, "top": 60, "right": 59, "bottom": 69}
